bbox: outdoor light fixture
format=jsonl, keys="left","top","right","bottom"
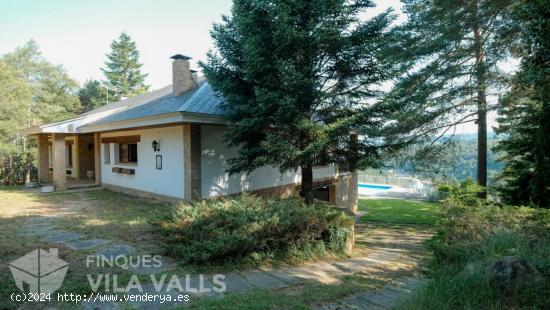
{"left": 152, "top": 140, "right": 160, "bottom": 152}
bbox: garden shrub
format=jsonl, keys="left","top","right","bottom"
{"left": 398, "top": 182, "right": 550, "bottom": 309}
{"left": 151, "top": 194, "right": 354, "bottom": 265}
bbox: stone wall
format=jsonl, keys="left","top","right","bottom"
{"left": 335, "top": 171, "right": 358, "bottom": 212}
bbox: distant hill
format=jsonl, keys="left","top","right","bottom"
{"left": 447, "top": 134, "right": 503, "bottom": 182}
{"left": 384, "top": 133, "right": 504, "bottom": 184}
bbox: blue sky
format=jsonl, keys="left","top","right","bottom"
{"left": 0, "top": 0, "right": 401, "bottom": 88}
{"left": 0, "top": 0, "right": 233, "bottom": 88}
{"left": 1, "top": 0, "right": 496, "bottom": 133}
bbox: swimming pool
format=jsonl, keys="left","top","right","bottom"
{"left": 358, "top": 183, "right": 392, "bottom": 190}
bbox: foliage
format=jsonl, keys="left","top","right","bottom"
{"left": 101, "top": 32, "right": 149, "bottom": 101}
{"left": 358, "top": 198, "right": 441, "bottom": 225}
{"left": 0, "top": 147, "right": 36, "bottom": 185}
{"left": 443, "top": 179, "right": 486, "bottom": 207}
{"left": 200, "top": 0, "right": 414, "bottom": 203}
{"left": 398, "top": 188, "right": 550, "bottom": 309}
{"left": 78, "top": 79, "right": 108, "bottom": 112}
{"left": 386, "top": 0, "right": 519, "bottom": 190}
{"left": 0, "top": 41, "right": 79, "bottom": 184}
{"left": 388, "top": 134, "right": 504, "bottom": 184}
{"left": 494, "top": 0, "right": 550, "bottom": 208}
{"left": 0, "top": 60, "right": 31, "bottom": 144}
{"left": 2, "top": 39, "right": 80, "bottom": 124}
{"left": 151, "top": 194, "right": 354, "bottom": 266}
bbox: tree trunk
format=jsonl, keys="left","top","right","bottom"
{"left": 301, "top": 164, "right": 314, "bottom": 204}
{"left": 473, "top": 10, "right": 487, "bottom": 199}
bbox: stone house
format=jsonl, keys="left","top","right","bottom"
{"left": 22, "top": 54, "right": 358, "bottom": 209}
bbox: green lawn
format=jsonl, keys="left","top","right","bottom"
{"left": 359, "top": 198, "right": 441, "bottom": 225}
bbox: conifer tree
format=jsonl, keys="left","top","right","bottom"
{"left": 78, "top": 79, "right": 108, "bottom": 112}
{"left": 386, "top": 0, "right": 518, "bottom": 198}
{"left": 494, "top": 0, "right": 550, "bottom": 207}
{"left": 201, "top": 0, "right": 406, "bottom": 203}
{"left": 101, "top": 32, "right": 149, "bottom": 101}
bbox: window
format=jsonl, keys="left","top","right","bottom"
{"left": 66, "top": 144, "right": 73, "bottom": 168}
{"left": 119, "top": 143, "right": 137, "bottom": 163}
{"left": 104, "top": 144, "right": 111, "bottom": 164}
{"left": 48, "top": 144, "right": 52, "bottom": 168}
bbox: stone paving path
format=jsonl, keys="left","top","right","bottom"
{"left": 99, "top": 225, "right": 432, "bottom": 309}
{"left": 18, "top": 191, "right": 433, "bottom": 310}
{"left": 19, "top": 193, "right": 177, "bottom": 276}
{"left": 311, "top": 276, "right": 425, "bottom": 310}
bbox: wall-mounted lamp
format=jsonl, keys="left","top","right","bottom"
{"left": 152, "top": 140, "right": 160, "bottom": 152}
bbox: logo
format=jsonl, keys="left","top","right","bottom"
{"left": 9, "top": 248, "right": 68, "bottom": 294}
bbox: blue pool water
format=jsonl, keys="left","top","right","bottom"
{"left": 358, "top": 183, "right": 392, "bottom": 190}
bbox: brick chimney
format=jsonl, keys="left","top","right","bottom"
{"left": 171, "top": 54, "right": 197, "bottom": 96}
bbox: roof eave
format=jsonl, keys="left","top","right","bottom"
{"left": 79, "top": 112, "right": 227, "bottom": 133}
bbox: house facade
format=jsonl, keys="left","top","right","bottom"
{"left": 22, "top": 54, "right": 358, "bottom": 209}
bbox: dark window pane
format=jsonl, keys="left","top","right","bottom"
{"left": 129, "top": 144, "right": 137, "bottom": 163}
{"left": 68, "top": 146, "right": 73, "bottom": 167}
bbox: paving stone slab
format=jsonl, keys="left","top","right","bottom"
{"left": 126, "top": 255, "right": 178, "bottom": 274}
{"left": 332, "top": 259, "right": 371, "bottom": 274}
{"left": 357, "top": 292, "right": 395, "bottom": 308}
{"left": 260, "top": 267, "right": 304, "bottom": 285}
{"left": 180, "top": 276, "right": 223, "bottom": 298}
{"left": 222, "top": 273, "right": 255, "bottom": 293}
{"left": 95, "top": 244, "right": 136, "bottom": 259}
{"left": 377, "top": 287, "right": 404, "bottom": 300}
{"left": 367, "top": 251, "right": 400, "bottom": 262}
{"left": 385, "top": 284, "right": 413, "bottom": 295}
{"left": 275, "top": 266, "right": 334, "bottom": 284}
{"left": 66, "top": 238, "right": 110, "bottom": 250}
{"left": 21, "top": 224, "right": 58, "bottom": 235}
{"left": 41, "top": 231, "right": 82, "bottom": 243}
{"left": 35, "top": 229, "right": 69, "bottom": 237}
{"left": 240, "top": 269, "right": 290, "bottom": 289}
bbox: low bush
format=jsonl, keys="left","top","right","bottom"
{"left": 151, "top": 194, "right": 354, "bottom": 266}
{"left": 398, "top": 182, "right": 550, "bottom": 309}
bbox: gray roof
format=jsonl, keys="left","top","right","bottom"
{"left": 84, "top": 81, "right": 225, "bottom": 126}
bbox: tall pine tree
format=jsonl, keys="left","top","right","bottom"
{"left": 201, "top": 0, "right": 408, "bottom": 203}
{"left": 101, "top": 32, "right": 149, "bottom": 101}
{"left": 386, "top": 0, "right": 518, "bottom": 198}
{"left": 494, "top": 0, "right": 550, "bottom": 207}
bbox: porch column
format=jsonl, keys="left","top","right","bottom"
{"left": 37, "top": 134, "right": 51, "bottom": 183}
{"left": 94, "top": 133, "right": 102, "bottom": 185}
{"left": 72, "top": 135, "right": 79, "bottom": 179}
{"left": 52, "top": 133, "right": 67, "bottom": 191}
{"left": 183, "top": 124, "right": 202, "bottom": 201}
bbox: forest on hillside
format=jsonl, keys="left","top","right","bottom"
{"left": 385, "top": 134, "right": 504, "bottom": 184}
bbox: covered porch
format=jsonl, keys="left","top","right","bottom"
{"left": 33, "top": 133, "right": 102, "bottom": 191}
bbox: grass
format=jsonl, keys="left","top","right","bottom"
{"left": 0, "top": 186, "right": 433, "bottom": 309}
{"left": 359, "top": 198, "right": 441, "bottom": 225}
{"left": 0, "top": 186, "right": 177, "bottom": 310}
{"left": 55, "top": 190, "right": 177, "bottom": 254}
{"left": 396, "top": 201, "right": 550, "bottom": 309}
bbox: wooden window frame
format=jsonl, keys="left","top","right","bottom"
{"left": 118, "top": 143, "right": 138, "bottom": 164}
